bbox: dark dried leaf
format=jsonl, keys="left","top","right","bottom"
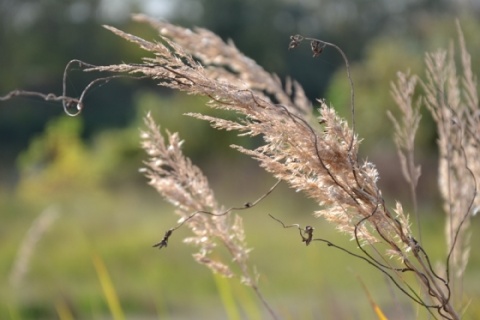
{"left": 311, "top": 40, "right": 325, "bottom": 58}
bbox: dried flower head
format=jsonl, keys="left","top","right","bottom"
{"left": 140, "top": 113, "right": 254, "bottom": 280}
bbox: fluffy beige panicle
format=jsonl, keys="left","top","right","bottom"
{"left": 88, "top": 15, "right": 418, "bottom": 262}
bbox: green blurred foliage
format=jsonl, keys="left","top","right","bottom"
{"left": 16, "top": 116, "right": 100, "bottom": 205}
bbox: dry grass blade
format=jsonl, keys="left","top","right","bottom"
{"left": 9, "top": 205, "right": 59, "bottom": 289}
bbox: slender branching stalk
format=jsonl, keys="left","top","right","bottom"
{"left": 388, "top": 71, "right": 422, "bottom": 242}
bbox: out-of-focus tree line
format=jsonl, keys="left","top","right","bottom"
{"left": 1, "top": 0, "right": 479, "bottom": 193}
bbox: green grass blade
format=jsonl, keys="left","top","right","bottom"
{"left": 213, "top": 273, "right": 240, "bottom": 320}
{"left": 55, "top": 298, "right": 75, "bottom": 320}
{"left": 92, "top": 253, "right": 125, "bottom": 320}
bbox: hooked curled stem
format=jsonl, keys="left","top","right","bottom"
{"left": 288, "top": 34, "right": 356, "bottom": 152}
{"left": 0, "top": 59, "right": 148, "bottom": 116}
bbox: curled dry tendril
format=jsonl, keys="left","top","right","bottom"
{"left": 0, "top": 59, "right": 147, "bottom": 116}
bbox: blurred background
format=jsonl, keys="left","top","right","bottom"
{"left": 1, "top": 0, "right": 480, "bottom": 319}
